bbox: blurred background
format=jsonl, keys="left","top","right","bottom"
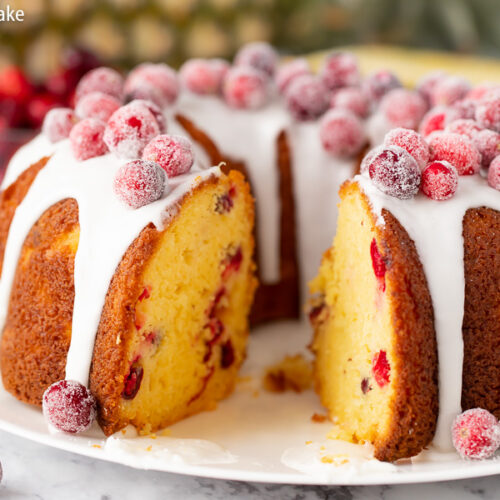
{"left": 2, "top": 0, "right": 500, "bottom": 164}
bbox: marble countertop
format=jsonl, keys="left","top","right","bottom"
{"left": 0, "top": 430, "right": 498, "bottom": 499}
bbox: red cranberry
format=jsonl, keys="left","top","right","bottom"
{"left": 124, "top": 63, "right": 179, "bottom": 108}
{"left": 285, "top": 74, "right": 329, "bottom": 121}
{"left": 361, "top": 377, "right": 372, "bottom": 394}
{"left": 416, "top": 70, "right": 447, "bottom": 105}
{"left": 129, "top": 99, "right": 167, "bottom": 133}
{"left": 372, "top": 350, "right": 390, "bottom": 388}
{"left": 429, "top": 132, "right": 481, "bottom": 176}
{"left": 234, "top": 41, "right": 278, "bottom": 77}
{"left": 421, "top": 161, "right": 459, "bottom": 201}
{"left": 475, "top": 93, "right": 500, "bottom": 132}
{"left": 380, "top": 89, "right": 427, "bottom": 130}
{"left": 452, "top": 408, "right": 500, "bottom": 460}
{"left": 383, "top": 127, "right": 429, "bottom": 170}
{"left": 0, "top": 65, "right": 33, "bottom": 103}
{"left": 75, "top": 91, "right": 121, "bottom": 123}
{"left": 320, "top": 52, "right": 360, "bottom": 90}
{"left": 319, "top": 108, "right": 366, "bottom": 157}
{"left": 215, "top": 186, "right": 236, "bottom": 214}
{"left": 69, "top": 118, "right": 108, "bottom": 161}
{"left": 114, "top": 159, "right": 167, "bottom": 209}
{"left": 453, "top": 99, "right": 477, "bottom": 120}
{"left": 367, "top": 145, "right": 421, "bottom": 199}
{"left": 222, "top": 246, "right": 243, "bottom": 280}
{"left": 142, "top": 134, "right": 194, "bottom": 177}
{"left": 362, "top": 70, "right": 401, "bottom": 102}
{"left": 180, "top": 58, "right": 228, "bottom": 95}
{"left": 488, "top": 156, "right": 500, "bottom": 190}
{"left": 472, "top": 129, "right": 500, "bottom": 167}
{"left": 42, "top": 380, "right": 97, "bottom": 433}
{"left": 419, "top": 106, "right": 460, "bottom": 137}
{"left": 122, "top": 364, "right": 144, "bottom": 400}
{"left": 275, "top": 58, "right": 310, "bottom": 94}
{"left": 370, "top": 238, "right": 386, "bottom": 292}
{"left": 220, "top": 340, "right": 235, "bottom": 369}
{"left": 445, "top": 119, "right": 482, "bottom": 139}
{"left": 432, "top": 76, "right": 471, "bottom": 106}
{"left": 467, "top": 82, "right": 500, "bottom": 101}
{"left": 330, "top": 87, "right": 370, "bottom": 118}
{"left": 75, "top": 67, "right": 123, "bottom": 103}
{"left": 43, "top": 108, "right": 78, "bottom": 143}
{"left": 223, "top": 66, "right": 269, "bottom": 110}
{"left": 104, "top": 101, "right": 160, "bottom": 159}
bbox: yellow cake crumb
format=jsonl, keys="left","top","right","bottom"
{"left": 262, "top": 354, "right": 313, "bottom": 393}
{"left": 146, "top": 445, "right": 152, "bottom": 452}
{"left": 160, "top": 428, "right": 172, "bottom": 437}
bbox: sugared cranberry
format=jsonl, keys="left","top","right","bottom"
{"left": 275, "top": 58, "right": 311, "bottom": 94}
{"left": 142, "top": 134, "right": 194, "bottom": 177}
{"left": 330, "top": 87, "right": 370, "bottom": 118}
{"left": 180, "top": 58, "right": 228, "bottom": 95}
{"left": 428, "top": 132, "right": 481, "bottom": 176}
{"left": 234, "top": 41, "right": 278, "bottom": 77}
{"left": 220, "top": 340, "right": 235, "bottom": 369}
{"left": 124, "top": 63, "right": 179, "bottom": 108}
{"left": 320, "top": 52, "right": 360, "bottom": 90}
{"left": 370, "top": 238, "right": 386, "bottom": 292}
{"left": 75, "top": 91, "right": 121, "bottom": 122}
{"left": 223, "top": 66, "right": 269, "bottom": 110}
{"left": 367, "top": 145, "right": 421, "bottom": 199}
{"left": 421, "top": 161, "right": 459, "bottom": 201}
{"left": 43, "top": 108, "right": 78, "bottom": 143}
{"left": 42, "top": 380, "right": 97, "bottom": 433}
{"left": 114, "top": 159, "right": 167, "bottom": 209}
{"left": 75, "top": 67, "right": 123, "bottom": 103}
{"left": 472, "top": 129, "right": 500, "bottom": 167}
{"left": 319, "top": 108, "right": 366, "bottom": 157}
{"left": 122, "top": 364, "right": 144, "bottom": 400}
{"left": 445, "top": 119, "right": 482, "bottom": 139}
{"left": 130, "top": 99, "right": 167, "bottom": 133}
{"left": 0, "top": 65, "right": 33, "bottom": 103}
{"left": 416, "top": 71, "right": 447, "bottom": 105}
{"left": 362, "top": 70, "right": 401, "bottom": 103}
{"left": 285, "top": 74, "right": 329, "bottom": 121}
{"left": 419, "top": 106, "right": 460, "bottom": 137}
{"left": 69, "top": 118, "right": 108, "bottom": 161}
{"left": 380, "top": 89, "right": 427, "bottom": 130}
{"left": 453, "top": 98, "right": 476, "bottom": 120}
{"left": 488, "top": 156, "right": 500, "bottom": 190}
{"left": 431, "top": 76, "right": 471, "bottom": 106}
{"left": 372, "top": 350, "right": 390, "bottom": 388}
{"left": 452, "top": 408, "right": 500, "bottom": 459}
{"left": 383, "top": 127, "right": 429, "bottom": 170}
{"left": 467, "top": 82, "right": 500, "bottom": 101}
{"left": 475, "top": 93, "right": 500, "bottom": 132}
{"left": 104, "top": 101, "right": 160, "bottom": 158}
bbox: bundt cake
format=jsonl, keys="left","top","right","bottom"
{"left": 310, "top": 125, "right": 500, "bottom": 461}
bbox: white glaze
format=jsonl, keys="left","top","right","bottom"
{"left": 0, "top": 138, "right": 220, "bottom": 384}
{"left": 356, "top": 173, "right": 500, "bottom": 451}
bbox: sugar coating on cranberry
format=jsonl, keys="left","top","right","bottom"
{"left": 330, "top": 87, "right": 370, "bottom": 118}
{"left": 320, "top": 52, "right": 360, "bottom": 90}
{"left": 42, "top": 107, "right": 78, "bottom": 143}
{"left": 75, "top": 67, "right": 123, "bottom": 103}
{"left": 472, "top": 129, "right": 500, "bottom": 168}
{"left": 488, "top": 156, "right": 500, "bottom": 190}
{"left": 319, "top": 108, "right": 365, "bottom": 157}
{"left": 125, "top": 63, "right": 179, "bottom": 108}
{"left": 453, "top": 99, "right": 477, "bottom": 120}
{"left": 285, "top": 74, "right": 329, "bottom": 121}
{"left": 114, "top": 159, "right": 167, "bottom": 209}
{"left": 445, "top": 119, "right": 482, "bottom": 139}
{"left": 75, "top": 91, "right": 121, "bottom": 123}
{"left": 362, "top": 70, "right": 401, "bottom": 102}
{"left": 104, "top": 101, "right": 160, "bottom": 159}
{"left": 42, "top": 380, "right": 97, "bottom": 433}
{"left": 419, "top": 106, "right": 461, "bottom": 137}
{"left": 475, "top": 93, "right": 500, "bottom": 132}
{"left": 367, "top": 145, "right": 421, "bottom": 199}
{"left": 432, "top": 76, "right": 471, "bottom": 106}
{"left": 421, "top": 160, "right": 459, "bottom": 201}
{"left": 383, "top": 127, "right": 430, "bottom": 170}
{"left": 275, "top": 58, "right": 310, "bottom": 94}
{"left": 223, "top": 66, "right": 269, "bottom": 110}
{"left": 69, "top": 118, "right": 107, "bottom": 161}
{"left": 142, "top": 134, "right": 195, "bottom": 177}
{"left": 180, "top": 58, "right": 228, "bottom": 95}
{"left": 452, "top": 408, "right": 500, "bottom": 460}
{"left": 416, "top": 70, "right": 447, "bottom": 104}
{"left": 429, "top": 132, "right": 481, "bottom": 176}
{"left": 380, "top": 89, "right": 427, "bottom": 130}
{"left": 128, "top": 98, "right": 167, "bottom": 133}
{"left": 467, "top": 82, "right": 500, "bottom": 101}
{"left": 234, "top": 41, "right": 278, "bottom": 77}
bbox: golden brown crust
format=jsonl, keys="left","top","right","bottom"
{"left": 461, "top": 207, "right": 500, "bottom": 418}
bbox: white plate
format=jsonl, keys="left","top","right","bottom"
{"left": 1, "top": 321, "right": 499, "bottom": 485}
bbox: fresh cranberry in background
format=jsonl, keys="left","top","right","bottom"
{"left": 362, "top": 70, "right": 402, "bottom": 103}
{"left": 26, "top": 92, "right": 62, "bottom": 128}
{"left": 0, "top": 65, "right": 33, "bottom": 104}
